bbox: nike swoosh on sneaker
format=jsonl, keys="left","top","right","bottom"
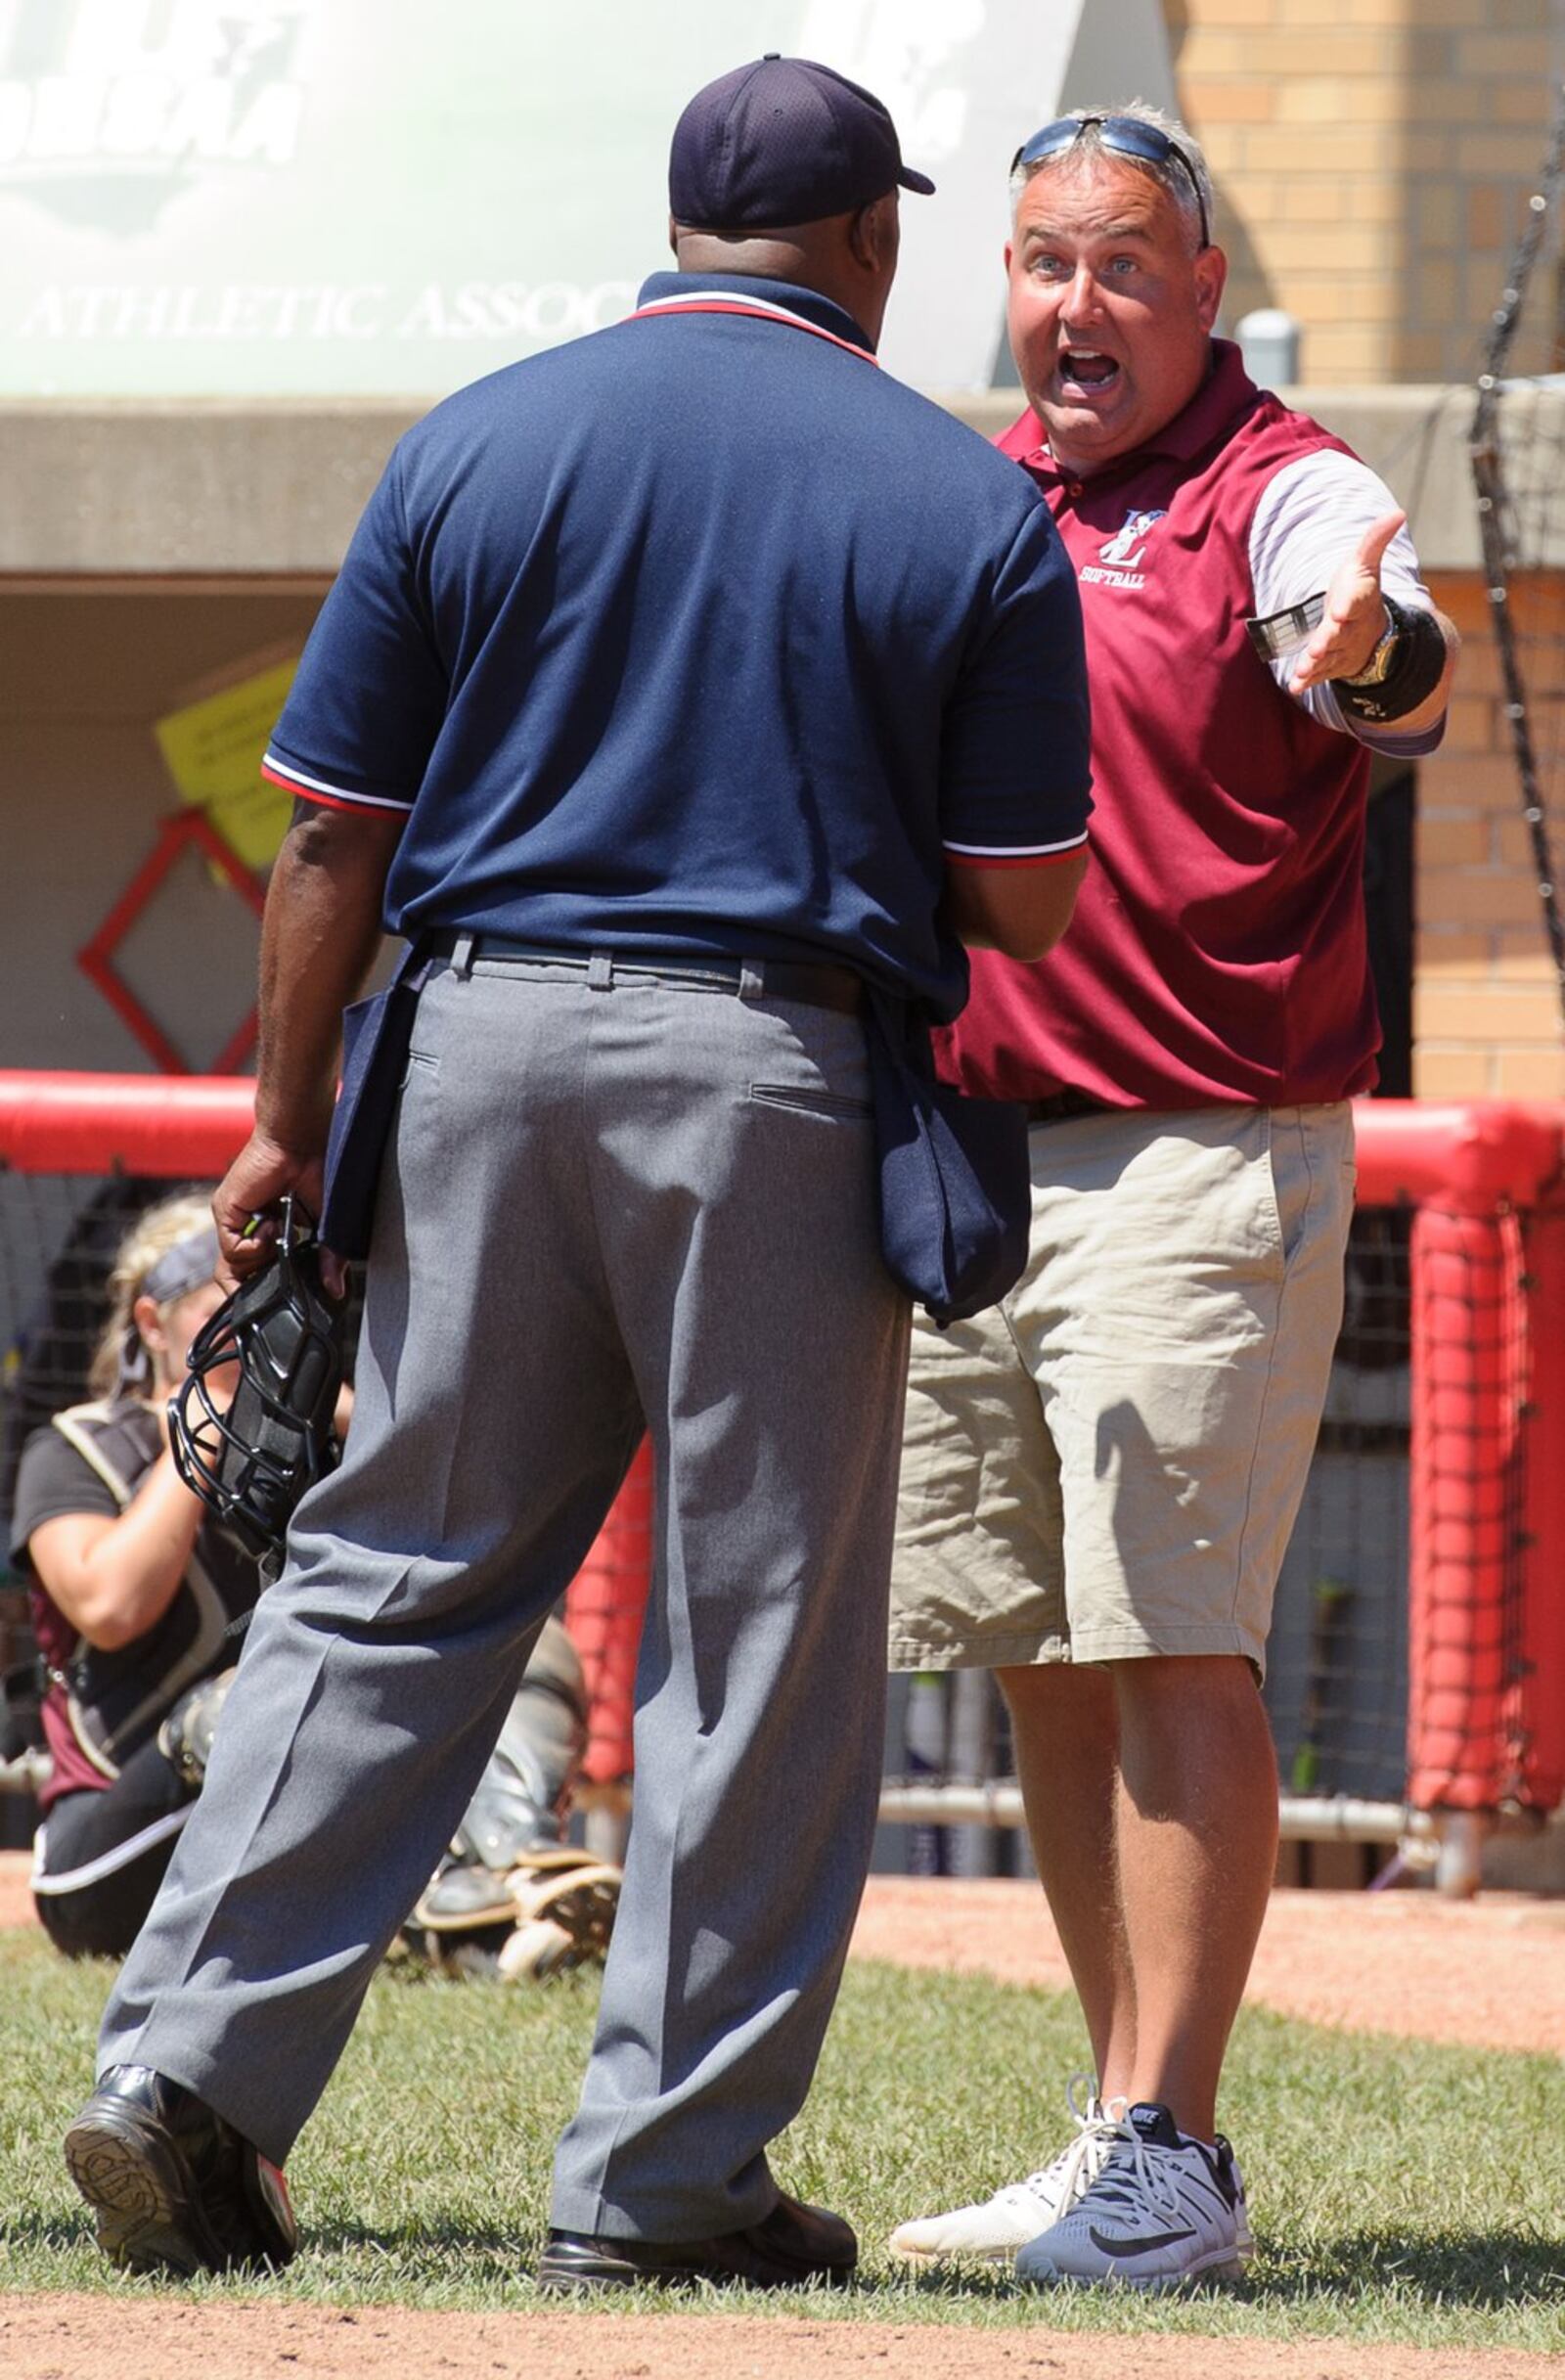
{"left": 1087, "top": 2223, "right": 1197, "bottom": 2258}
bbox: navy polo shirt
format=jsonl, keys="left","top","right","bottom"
{"left": 264, "top": 271, "right": 1092, "bottom": 1019}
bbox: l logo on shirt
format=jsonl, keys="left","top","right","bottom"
{"left": 1095, "top": 508, "right": 1168, "bottom": 574}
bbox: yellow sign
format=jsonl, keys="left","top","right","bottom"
{"left": 155, "top": 655, "right": 299, "bottom": 871}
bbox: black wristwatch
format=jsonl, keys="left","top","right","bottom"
{"left": 1331, "top": 592, "right": 1448, "bottom": 723}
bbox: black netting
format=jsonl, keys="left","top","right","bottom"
{"left": 0, "top": 1172, "right": 184, "bottom": 1535}
{"left": 878, "top": 1206, "right": 1418, "bottom": 1879}
{"left": 1265, "top": 1203, "right": 1412, "bottom": 1809}
{"left": 0, "top": 1173, "right": 200, "bottom": 1841}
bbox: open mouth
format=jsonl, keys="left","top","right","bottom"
{"left": 1058, "top": 346, "right": 1121, "bottom": 396}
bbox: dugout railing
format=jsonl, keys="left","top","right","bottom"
{"left": 2, "top": 1075, "right": 1563, "bottom": 1894}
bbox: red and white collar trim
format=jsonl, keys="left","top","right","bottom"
{"left": 628, "top": 291, "right": 877, "bottom": 365}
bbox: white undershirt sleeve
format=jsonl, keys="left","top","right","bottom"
{"left": 1248, "top": 448, "right": 1444, "bottom": 757}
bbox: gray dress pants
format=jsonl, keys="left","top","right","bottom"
{"left": 98, "top": 954, "right": 911, "bottom": 2243}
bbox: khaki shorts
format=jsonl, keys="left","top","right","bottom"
{"left": 889, "top": 1103, "right": 1355, "bottom": 1681}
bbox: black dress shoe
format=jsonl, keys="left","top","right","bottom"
{"left": 64, "top": 2064, "right": 297, "bottom": 2277}
{"left": 537, "top": 2192, "right": 857, "bottom": 2291}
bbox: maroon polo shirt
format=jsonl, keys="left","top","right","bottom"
{"left": 940, "top": 340, "right": 1381, "bottom": 1109}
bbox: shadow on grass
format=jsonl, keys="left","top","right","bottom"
{"left": 0, "top": 2206, "right": 548, "bottom": 2297}
{"left": 887, "top": 2228, "right": 1565, "bottom": 2313}
{"left": 0, "top": 2210, "right": 98, "bottom": 2256}
{"left": 1248, "top": 2228, "right": 1565, "bottom": 2311}
{"left": 297, "top": 2218, "right": 541, "bottom": 2283}
{"left": 9, "top": 2209, "right": 1560, "bottom": 2314}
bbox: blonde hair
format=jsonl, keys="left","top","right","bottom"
{"left": 88, "top": 1191, "right": 217, "bottom": 1399}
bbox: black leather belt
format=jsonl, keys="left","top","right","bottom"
{"left": 425, "top": 933, "right": 864, "bottom": 1017}
{"left": 1023, "top": 1089, "right": 1114, "bottom": 1124}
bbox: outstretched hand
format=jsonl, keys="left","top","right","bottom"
{"left": 1287, "top": 510, "right": 1405, "bottom": 695}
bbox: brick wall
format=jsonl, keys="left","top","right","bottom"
{"left": 1152, "top": 13, "right": 1565, "bottom": 1084}
{"left": 1414, "top": 569, "right": 1565, "bottom": 1097}
{"left": 1162, "top": 0, "right": 1562, "bottom": 383}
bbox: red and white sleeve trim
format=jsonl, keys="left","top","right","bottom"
{"left": 943, "top": 830, "right": 1089, "bottom": 870}
{"left": 261, "top": 753, "right": 414, "bottom": 816}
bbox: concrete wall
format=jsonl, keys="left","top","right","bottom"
{"left": 0, "top": 382, "right": 1535, "bottom": 579}
{"left": 0, "top": 401, "right": 418, "bottom": 577}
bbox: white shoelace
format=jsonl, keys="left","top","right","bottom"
{"left": 1085, "top": 2109, "right": 1192, "bottom": 2229}
{"left": 1006, "top": 2072, "right": 1119, "bottom": 2209}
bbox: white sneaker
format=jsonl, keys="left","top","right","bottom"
{"left": 1014, "top": 2100, "right": 1251, "bottom": 2291}
{"left": 888, "top": 2076, "right": 1117, "bottom": 2265}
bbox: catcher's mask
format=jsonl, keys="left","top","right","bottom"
{"left": 170, "top": 1197, "right": 343, "bottom": 1575}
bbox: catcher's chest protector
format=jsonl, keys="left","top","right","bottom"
{"left": 47, "top": 1400, "right": 260, "bottom": 1777}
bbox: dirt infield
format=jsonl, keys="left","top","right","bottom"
{"left": 848, "top": 1875, "right": 1565, "bottom": 2057}
{"left": 0, "top": 2301, "right": 1559, "bottom": 2380}
{"left": 3, "top": 1858, "right": 1559, "bottom": 2379}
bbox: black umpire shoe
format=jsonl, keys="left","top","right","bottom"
{"left": 64, "top": 2064, "right": 298, "bottom": 2277}
{"left": 537, "top": 2193, "right": 857, "bottom": 2291}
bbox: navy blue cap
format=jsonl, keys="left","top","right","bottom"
{"left": 669, "top": 54, "right": 935, "bottom": 230}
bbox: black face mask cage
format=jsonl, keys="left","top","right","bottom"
{"left": 169, "top": 1199, "right": 344, "bottom": 1573}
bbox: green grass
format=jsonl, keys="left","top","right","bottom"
{"left": 0, "top": 1930, "right": 1561, "bottom": 2349}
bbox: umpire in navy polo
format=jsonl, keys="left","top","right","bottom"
{"left": 67, "top": 58, "right": 1091, "bottom": 2289}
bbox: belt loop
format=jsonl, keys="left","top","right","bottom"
{"left": 738, "top": 960, "right": 765, "bottom": 1002}
{"left": 587, "top": 951, "right": 614, "bottom": 992}
{"left": 451, "top": 932, "right": 475, "bottom": 979}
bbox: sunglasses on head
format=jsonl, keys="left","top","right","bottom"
{"left": 1010, "top": 114, "right": 1211, "bottom": 251}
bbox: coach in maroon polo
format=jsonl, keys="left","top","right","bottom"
{"left": 888, "top": 105, "right": 1456, "bottom": 2289}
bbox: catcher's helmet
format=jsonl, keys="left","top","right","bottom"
{"left": 170, "top": 1197, "right": 343, "bottom": 1574}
